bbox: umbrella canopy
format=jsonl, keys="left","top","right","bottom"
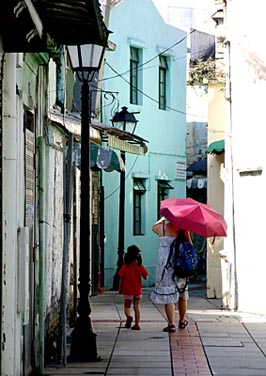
{"left": 160, "top": 197, "right": 227, "bottom": 238}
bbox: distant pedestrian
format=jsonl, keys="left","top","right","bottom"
{"left": 118, "top": 245, "right": 148, "bottom": 330}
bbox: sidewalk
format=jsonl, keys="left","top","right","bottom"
{"left": 45, "top": 283, "right": 266, "bottom": 376}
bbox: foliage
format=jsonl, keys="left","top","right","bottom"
{"left": 188, "top": 58, "right": 216, "bottom": 85}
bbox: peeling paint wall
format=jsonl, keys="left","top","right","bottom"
{"left": 43, "top": 125, "right": 66, "bottom": 361}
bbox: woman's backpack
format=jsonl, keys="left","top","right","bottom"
{"left": 174, "top": 240, "right": 198, "bottom": 278}
{"left": 165, "top": 238, "right": 198, "bottom": 279}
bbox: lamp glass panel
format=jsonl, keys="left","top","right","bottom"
{"left": 68, "top": 46, "right": 80, "bottom": 69}
{"left": 81, "top": 44, "right": 103, "bottom": 69}
{"left": 112, "top": 121, "right": 136, "bottom": 133}
{"left": 125, "top": 122, "right": 136, "bottom": 133}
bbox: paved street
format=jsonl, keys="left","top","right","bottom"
{"left": 45, "top": 283, "right": 266, "bottom": 376}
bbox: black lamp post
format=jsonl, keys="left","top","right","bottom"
{"left": 111, "top": 106, "right": 138, "bottom": 290}
{"left": 67, "top": 43, "right": 105, "bottom": 362}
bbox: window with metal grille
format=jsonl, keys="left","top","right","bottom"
{"left": 133, "top": 178, "right": 146, "bottom": 235}
{"left": 159, "top": 55, "right": 168, "bottom": 110}
{"left": 157, "top": 180, "right": 174, "bottom": 218}
{"left": 130, "top": 47, "right": 140, "bottom": 105}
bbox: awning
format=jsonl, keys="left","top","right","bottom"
{"left": 92, "top": 123, "right": 149, "bottom": 155}
{"left": 133, "top": 179, "right": 147, "bottom": 192}
{"left": 1, "top": 0, "right": 108, "bottom": 52}
{"left": 72, "top": 141, "right": 125, "bottom": 173}
{"left": 158, "top": 181, "right": 174, "bottom": 190}
{"left": 207, "top": 139, "right": 225, "bottom": 155}
{"left": 48, "top": 108, "right": 101, "bottom": 142}
{"left": 90, "top": 144, "right": 125, "bottom": 173}
{"left": 187, "top": 159, "right": 207, "bottom": 173}
{"left": 186, "top": 176, "right": 207, "bottom": 189}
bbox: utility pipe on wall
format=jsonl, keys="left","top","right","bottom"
{"left": 37, "top": 136, "right": 46, "bottom": 373}
{"left": 0, "top": 51, "right": 4, "bottom": 376}
{"left": 59, "top": 134, "right": 73, "bottom": 365}
{"left": 2, "top": 53, "right": 19, "bottom": 376}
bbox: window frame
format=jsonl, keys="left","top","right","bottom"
{"left": 130, "top": 47, "right": 139, "bottom": 105}
{"left": 157, "top": 180, "right": 174, "bottom": 219}
{"left": 133, "top": 178, "right": 146, "bottom": 236}
{"left": 158, "top": 55, "right": 168, "bottom": 110}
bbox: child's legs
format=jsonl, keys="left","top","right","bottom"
{"left": 124, "top": 299, "right": 132, "bottom": 318}
{"left": 133, "top": 297, "right": 141, "bottom": 325}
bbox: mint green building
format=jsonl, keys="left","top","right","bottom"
{"left": 101, "top": 0, "right": 187, "bottom": 288}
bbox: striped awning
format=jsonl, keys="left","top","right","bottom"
{"left": 90, "top": 144, "right": 125, "bottom": 172}
{"left": 73, "top": 143, "right": 125, "bottom": 173}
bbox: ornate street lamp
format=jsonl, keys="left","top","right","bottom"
{"left": 111, "top": 106, "right": 138, "bottom": 290}
{"left": 67, "top": 43, "right": 105, "bottom": 362}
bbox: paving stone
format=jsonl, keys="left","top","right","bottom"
{"left": 44, "top": 285, "right": 266, "bottom": 376}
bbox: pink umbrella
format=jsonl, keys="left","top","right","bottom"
{"left": 160, "top": 197, "right": 227, "bottom": 238}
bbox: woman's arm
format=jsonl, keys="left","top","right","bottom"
{"left": 152, "top": 217, "right": 166, "bottom": 235}
{"left": 185, "top": 230, "right": 193, "bottom": 244}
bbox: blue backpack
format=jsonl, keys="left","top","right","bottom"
{"left": 165, "top": 239, "right": 198, "bottom": 281}
{"left": 172, "top": 241, "right": 198, "bottom": 279}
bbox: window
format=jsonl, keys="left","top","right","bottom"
{"left": 159, "top": 55, "right": 168, "bottom": 110}
{"left": 24, "top": 110, "right": 35, "bottom": 227}
{"left": 157, "top": 180, "right": 174, "bottom": 218}
{"left": 133, "top": 178, "right": 146, "bottom": 235}
{"left": 130, "top": 47, "right": 140, "bottom": 105}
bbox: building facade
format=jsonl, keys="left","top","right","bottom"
{"left": 222, "top": 0, "right": 266, "bottom": 314}
{"left": 101, "top": 0, "right": 188, "bottom": 288}
{"left": 0, "top": 1, "right": 109, "bottom": 374}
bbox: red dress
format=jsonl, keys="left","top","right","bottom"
{"left": 118, "top": 263, "right": 148, "bottom": 296}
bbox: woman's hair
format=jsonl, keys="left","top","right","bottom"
{"left": 175, "top": 229, "right": 190, "bottom": 247}
{"left": 124, "top": 244, "right": 142, "bottom": 266}
{"left": 169, "top": 230, "right": 190, "bottom": 260}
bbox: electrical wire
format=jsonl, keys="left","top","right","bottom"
{"left": 101, "top": 29, "right": 196, "bottom": 83}
{"left": 105, "top": 61, "right": 187, "bottom": 115}
{"left": 104, "top": 154, "right": 139, "bottom": 200}
{"left": 101, "top": 25, "right": 216, "bottom": 118}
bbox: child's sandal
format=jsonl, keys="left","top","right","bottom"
{"left": 125, "top": 316, "right": 133, "bottom": 329}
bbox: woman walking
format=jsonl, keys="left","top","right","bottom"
{"left": 150, "top": 217, "right": 191, "bottom": 332}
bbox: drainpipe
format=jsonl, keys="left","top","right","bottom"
{"left": 225, "top": 40, "right": 238, "bottom": 310}
{"left": 0, "top": 52, "right": 4, "bottom": 375}
{"left": 72, "top": 163, "right": 78, "bottom": 323}
{"left": 37, "top": 136, "right": 46, "bottom": 373}
{"left": 59, "top": 134, "right": 73, "bottom": 365}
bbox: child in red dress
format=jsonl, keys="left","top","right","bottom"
{"left": 118, "top": 245, "right": 148, "bottom": 330}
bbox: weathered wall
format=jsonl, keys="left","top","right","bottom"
{"left": 224, "top": 0, "right": 266, "bottom": 314}
{"left": 207, "top": 82, "right": 225, "bottom": 299}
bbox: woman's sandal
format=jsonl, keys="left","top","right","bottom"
{"left": 178, "top": 320, "right": 188, "bottom": 329}
{"left": 163, "top": 324, "right": 176, "bottom": 333}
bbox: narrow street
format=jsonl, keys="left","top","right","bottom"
{"left": 45, "top": 284, "right": 266, "bottom": 376}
